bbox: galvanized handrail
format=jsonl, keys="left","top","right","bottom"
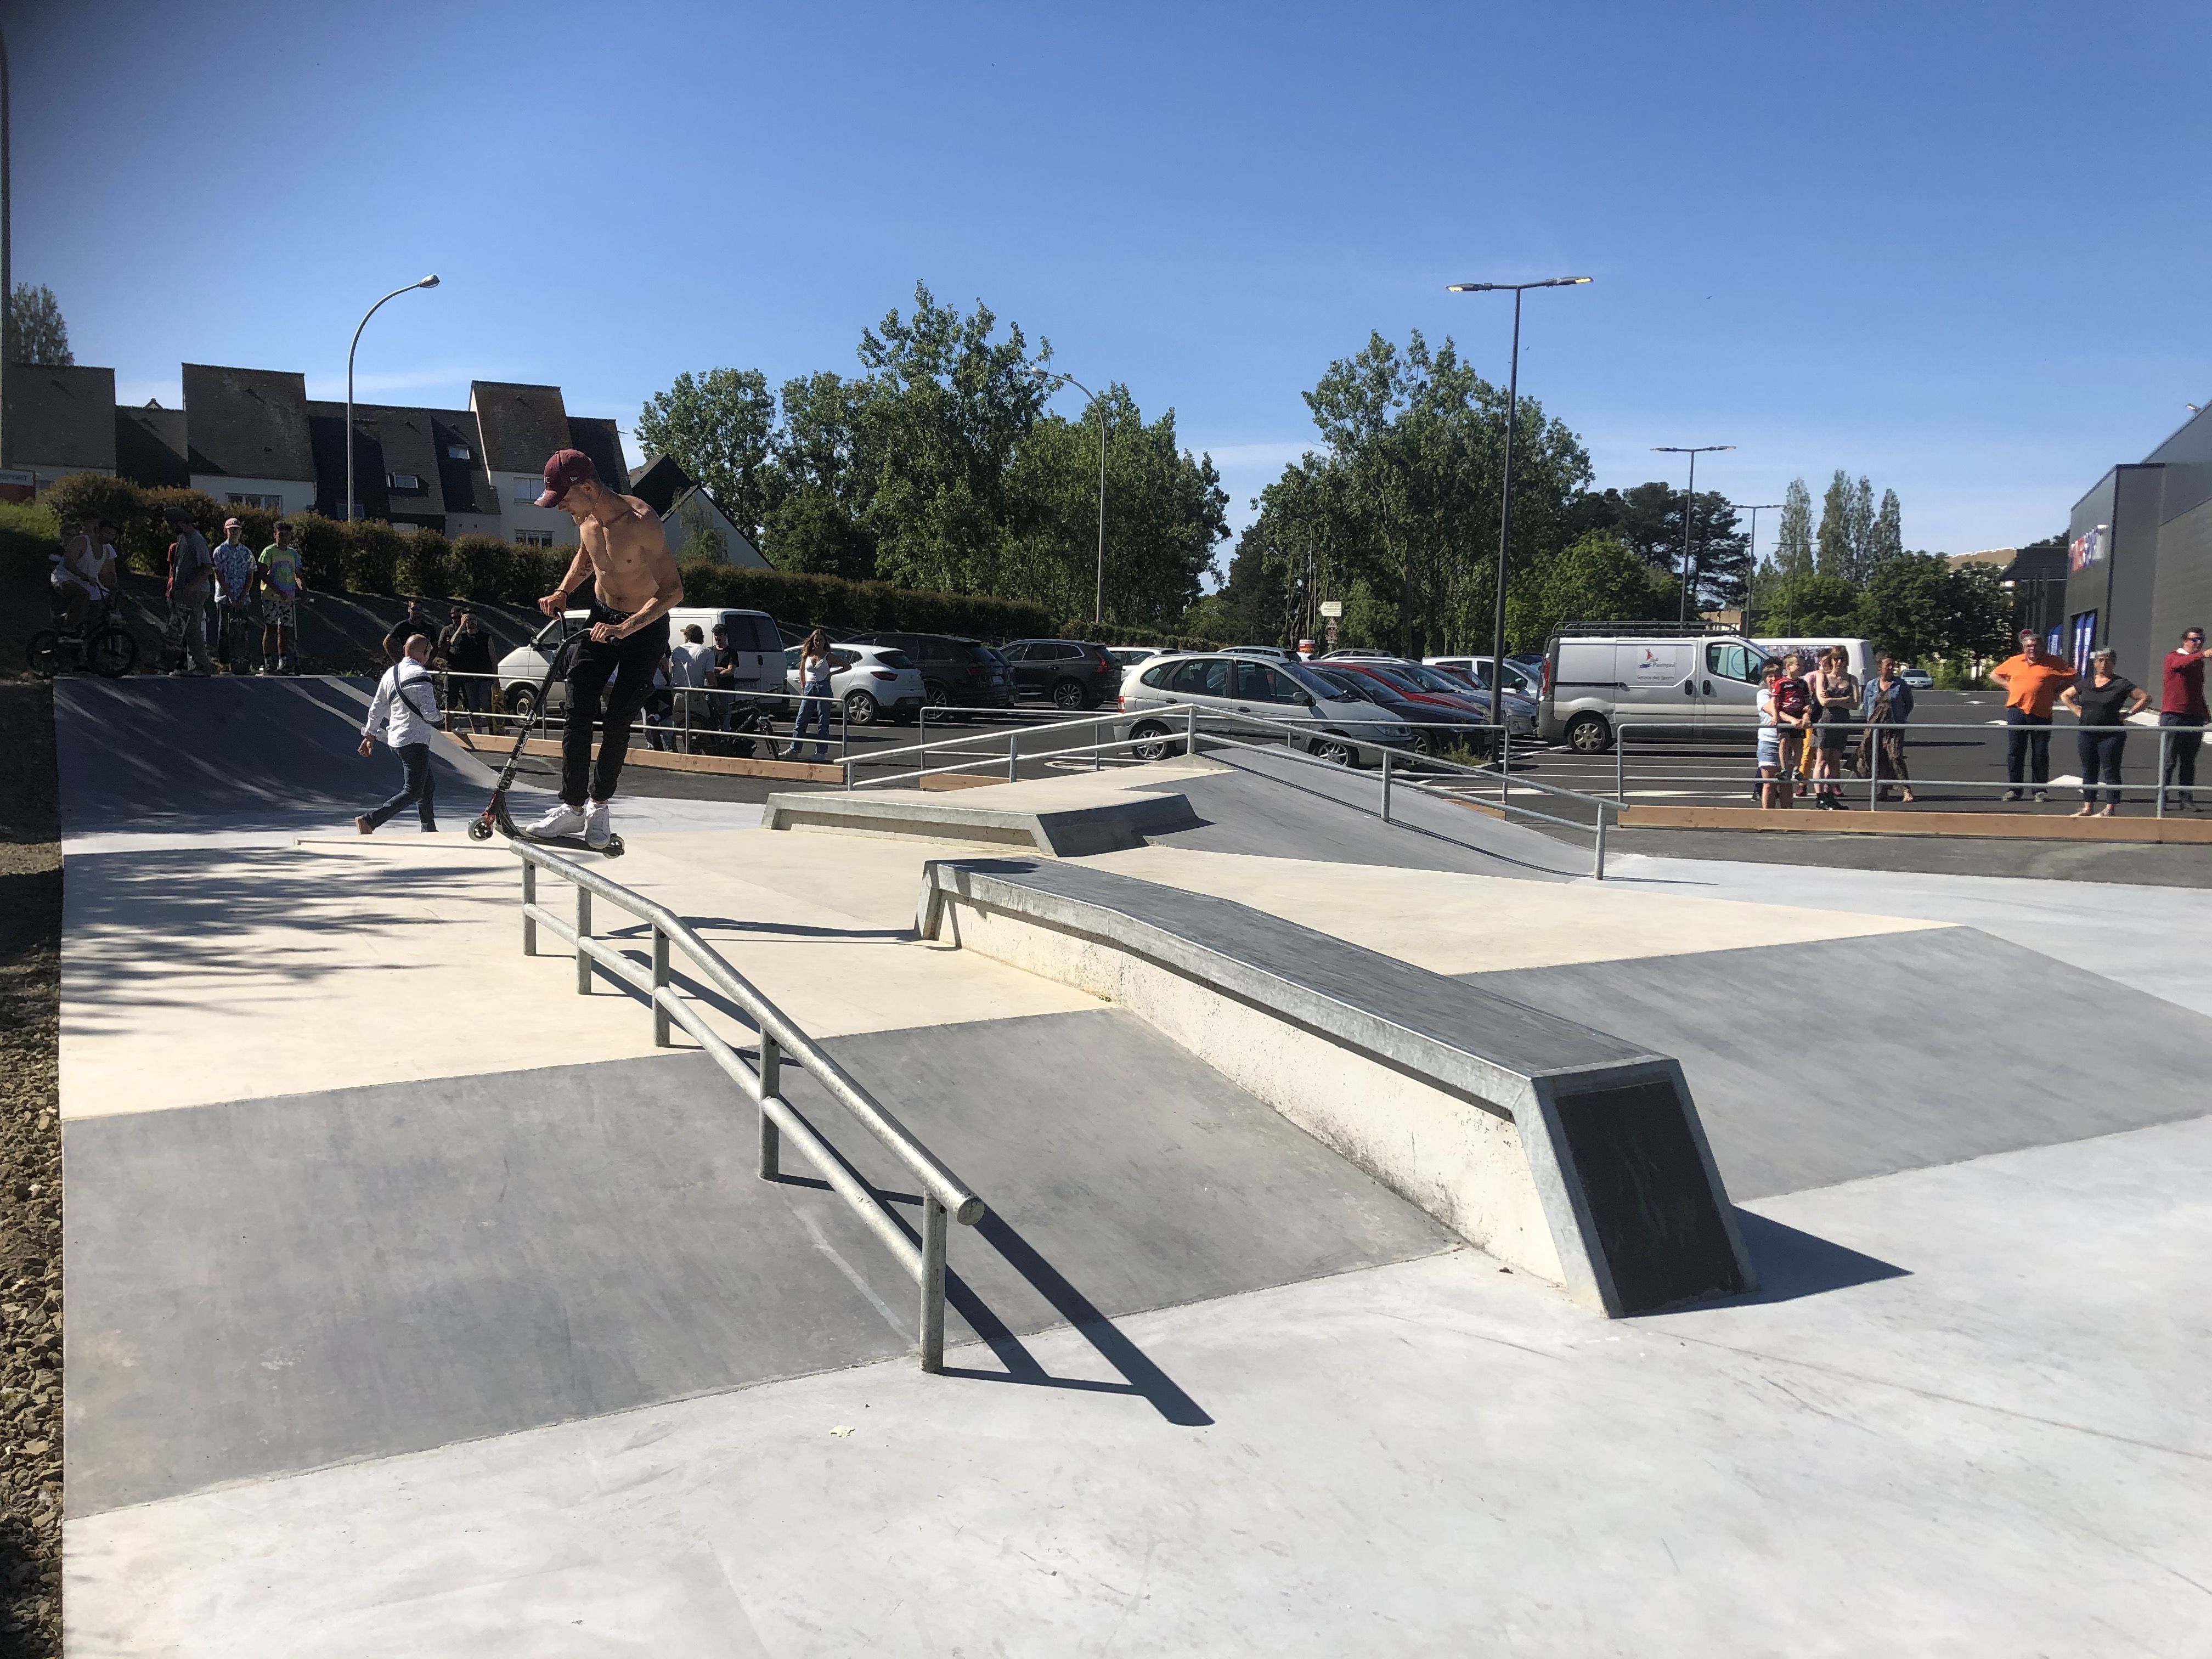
{"left": 509, "top": 839, "right": 984, "bottom": 1370}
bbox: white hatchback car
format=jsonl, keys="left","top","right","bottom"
{"left": 783, "top": 641, "right": 928, "bottom": 726}
{"left": 1114, "top": 652, "right": 1412, "bottom": 765}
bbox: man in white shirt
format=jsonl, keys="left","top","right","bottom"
{"left": 52, "top": 520, "right": 110, "bottom": 631}
{"left": 670, "top": 622, "right": 719, "bottom": 746}
{"left": 355, "top": 634, "right": 443, "bottom": 833}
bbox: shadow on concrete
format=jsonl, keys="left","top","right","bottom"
{"left": 1638, "top": 1210, "right": 1909, "bottom": 1316}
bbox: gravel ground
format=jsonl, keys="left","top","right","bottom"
{"left": 0, "top": 679, "right": 62, "bottom": 1658}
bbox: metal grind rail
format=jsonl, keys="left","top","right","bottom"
{"left": 510, "top": 839, "right": 986, "bottom": 1371}
{"left": 1614, "top": 719, "right": 2206, "bottom": 817}
{"left": 840, "top": 703, "right": 1624, "bottom": 878}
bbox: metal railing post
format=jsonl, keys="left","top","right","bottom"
{"left": 651, "top": 926, "right": 671, "bottom": 1047}
{"left": 1499, "top": 727, "right": 1510, "bottom": 810}
{"left": 757, "top": 1035, "right": 781, "bottom": 1179}
{"left": 2158, "top": 727, "right": 2170, "bottom": 819}
{"left": 1594, "top": 804, "right": 1608, "bottom": 880}
{"left": 521, "top": 860, "right": 536, "bottom": 956}
{"left": 1380, "top": 748, "right": 1392, "bottom": 823}
{"left": 1186, "top": 702, "right": 1198, "bottom": 757}
{"left": 1615, "top": 732, "right": 1627, "bottom": 803}
{"left": 1006, "top": 729, "right": 1020, "bottom": 782}
{"left": 574, "top": 887, "right": 591, "bottom": 996}
{"left": 919, "top": 1193, "right": 948, "bottom": 1373}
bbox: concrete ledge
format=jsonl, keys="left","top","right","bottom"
{"left": 917, "top": 859, "right": 1753, "bottom": 1316}
{"left": 1618, "top": 803, "right": 2212, "bottom": 842}
{"left": 456, "top": 732, "right": 842, "bottom": 783}
{"left": 763, "top": 790, "right": 1200, "bottom": 856}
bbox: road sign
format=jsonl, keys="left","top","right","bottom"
{"left": 1318, "top": 600, "right": 1343, "bottom": 619}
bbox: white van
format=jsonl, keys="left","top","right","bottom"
{"left": 494, "top": 605, "right": 784, "bottom": 717}
{"left": 1542, "top": 628, "right": 1770, "bottom": 753}
{"left": 1753, "top": 636, "right": 1874, "bottom": 682}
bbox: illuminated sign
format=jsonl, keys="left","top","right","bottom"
{"left": 2068, "top": 524, "right": 2106, "bottom": 573}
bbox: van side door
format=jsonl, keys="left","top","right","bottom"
{"left": 1700, "top": 640, "right": 1765, "bottom": 730}
{"left": 1615, "top": 641, "right": 1699, "bottom": 737}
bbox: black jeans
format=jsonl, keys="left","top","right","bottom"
{"left": 368, "top": 742, "right": 436, "bottom": 829}
{"left": 2005, "top": 709, "right": 2052, "bottom": 786}
{"left": 561, "top": 604, "right": 670, "bottom": 807}
{"left": 2078, "top": 731, "right": 2125, "bottom": 805}
{"left": 2159, "top": 713, "right": 2203, "bottom": 804}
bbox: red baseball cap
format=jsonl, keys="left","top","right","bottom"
{"left": 535, "top": 448, "right": 597, "bottom": 508}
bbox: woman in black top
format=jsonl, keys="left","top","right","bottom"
{"left": 2061, "top": 648, "right": 2149, "bottom": 815}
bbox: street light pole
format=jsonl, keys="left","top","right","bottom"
{"left": 1652, "top": 444, "right": 1735, "bottom": 624}
{"left": 346, "top": 274, "right": 440, "bottom": 521}
{"left": 1732, "top": 501, "right": 1780, "bottom": 635}
{"left": 1447, "top": 275, "right": 1592, "bottom": 732}
{"left": 1034, "top": 368, "right": 1108, "bottom": 625}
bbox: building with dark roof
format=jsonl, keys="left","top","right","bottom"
{"left": 2064, "top": 406, "right": 2212, "bottom": 674}
{"left": 4, "top": 364, "right": 119, "bottom": 492}
{"left": 179, "top": 364, "right": 317, "bottom": 516}
{"left": 628, "top": 454, "right": 769, "bottom": 567}
{"left": 7, "top": 358, "right": 652, "bottom": 549}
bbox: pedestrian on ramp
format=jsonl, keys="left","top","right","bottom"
{"left": 356, "top": 633, "right": 444, "bottom": 835}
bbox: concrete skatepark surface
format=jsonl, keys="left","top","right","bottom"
{"left": 52, "top": 678, "right": 2212, "bottom": 1654}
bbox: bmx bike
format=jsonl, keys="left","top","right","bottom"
{"left": 26, "top": 591, "right": 138, "bottom": 680}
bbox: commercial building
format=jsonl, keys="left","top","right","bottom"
{"left": 3, "top": 358, "right": 764, "bottom": 563}
{"left": 2063, "top": 405, "right": 2212, "bottom": 672}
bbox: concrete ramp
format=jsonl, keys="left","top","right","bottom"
{"left": 54, "top": 675, "right": 499, "bottom": 835}
{"left": 761, "top": 780, "right": 1199, "bottom": 855}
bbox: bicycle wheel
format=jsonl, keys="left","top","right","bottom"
{"left": 25, "top": 632, "right": 63, "bottom": 679}
{"left": 88, "top": 624, "right": 139, "bottom": 679}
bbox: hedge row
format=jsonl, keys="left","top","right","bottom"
{"left": 31, "top": 471, "right": 1227, "bottom": 646}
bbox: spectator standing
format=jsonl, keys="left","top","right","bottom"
{"left": 1989, "top": 630, "right": 2076, "bottom": 802}
{"left": 2158, "top": 626, "right": 2208, "bottom": 810}
{"left": 210, "top": 517, "right": 261, "bottom": 673}
{"left": 1807, "top": 646, "right": 1860, "bottom": 809}
{"left": 164, "top": 509, "right": 214, "bottom": 677}
{"left": 437, "top": 608, "right": 496, "bottom": 732}
{"left": 671, "top": 623, "right": 718, "bottom": 747}
{"left": 1755, "top": 659, "right": 1786, "bottom": 808}
{"left": 354, "top": 633, "right": 443, "bottom": 833}
{"left": 1772, "top": 652, "right": 1813, "bottom": 800}
{"left": 383, "top": 597, "right": 440, "bottom": 663}
{"left": 52, "top": 518, "right": 108, "bottom": 633}
{"left": 2062, "top": 648, "right": 2148, "bottom": 817}
{"left": 1859, "top": 656, "right": 1917, "bottom": 804}
{"left": 784, "top": 628, "right": 836, "bottom": 761}
{"left": 258, "top": 520, "right": 309, "bottom": 674}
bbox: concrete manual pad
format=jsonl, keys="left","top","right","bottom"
{"left": 64, "top": 1008, "right": 1453, "bottom": 1515}
{"left": 66, "top": 1114, "right": 2212, "bottom": 1657}
{"left": 1463, "top": 925, "right": 2212, "bottom": 1199}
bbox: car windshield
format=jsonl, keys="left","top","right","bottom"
{"left": 1278, "top": 662, "right": 1341, "bottom": 702}
{"left": 1310, "top": 669, "right": 1371, "bottom": 701}
{"left": 1396, "top": 662, "right": 1472, "bottom": 695}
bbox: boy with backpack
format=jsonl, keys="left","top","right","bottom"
{"left": 355, "top": 633, "right": 444, "bottom": 834}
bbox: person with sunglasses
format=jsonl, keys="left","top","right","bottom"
{"left": 2158, "top": 626, "right": 2209, "bottom": 810}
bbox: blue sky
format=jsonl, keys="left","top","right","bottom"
{"left": 10, "top": 0, "right": 2210, "bottom": 571}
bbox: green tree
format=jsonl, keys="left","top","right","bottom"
{"left": 1506, "top": 529, "right": 1677, "bottom": 647}
{"left": 6, "top": 283, "right": 71, "bottom": 366}
{"left": 1846, "top": 476, "right": 1876, "bottom": 579}
{"left": 1815, "top": 471, "right": 1853, "bottom": 578}
{"left": 635, "top": 367, "right": 778, "bottom": 543}
{"left": 763, "top": 488, "right": 875, "bottom": 580}
{"left": 1872, "top": 488, "right": 1903, "bottom": 566}
{"left": 1771, "top": 477, "right": 1814, "bottom": 585}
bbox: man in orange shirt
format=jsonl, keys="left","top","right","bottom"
{"left": 1989, "top": 629, "right": 2077, "bottom": 802}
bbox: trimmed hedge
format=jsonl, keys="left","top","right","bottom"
{"left": 30, "top": 470, "right": 1164, "bottom": 642}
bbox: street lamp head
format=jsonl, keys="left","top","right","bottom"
{"left": 417, "top": 274, "right": 440, "bottom": 289}
{"left": 1447, "top": 276, "right": 1592, "bottom": 292}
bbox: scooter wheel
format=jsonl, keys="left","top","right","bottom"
{"left": 601, "top": 835, "right": 625, "bottom": 857}
{"left": 466, "top": 820, "right": 493, "bottom": 842}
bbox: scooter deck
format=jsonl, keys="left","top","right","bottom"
{"left": 470, "top": 793, "right": 625, "bottom": 857}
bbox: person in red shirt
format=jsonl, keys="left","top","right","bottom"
{"left": 1988, "top": 630, "right": 2076, "bottom": 802}
{"left": 2159, "top": 625, "right": 2208, "bottom": 810}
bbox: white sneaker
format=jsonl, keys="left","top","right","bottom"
{"left": 526, "top": 803, "right": 586, "bottom": 839}
{"left": 583, "top": 800, "right": 613, "bottom": 849}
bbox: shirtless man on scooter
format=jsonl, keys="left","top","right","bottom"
{"left": 524, "top": 449, "right": 684, "bottom": 849}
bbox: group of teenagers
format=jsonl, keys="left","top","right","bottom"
{"left": 1750, "top": 627, "right": 2211, "bottom": 816}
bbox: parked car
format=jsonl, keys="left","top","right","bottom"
{"left": 1321, "top": 657, "right": 1538, "bottom": 738}
{"left": 1305, "top": 667, "right": 1496, "bottom": 759}
{"left": 1114, "top": 652, "right": 1410, "bottom": 765}
{"left": 997, "top": 638, "right": 1122, "bottom": 709}
{"left": 495, "top": 606, "right": 783, "bottom": 719}
{"left": 1898, "top": 664, "right": 1934, "bottom": 689}
{"left": 1424, "top": 654, "right": 1537, "bottom": 697}
{"left": 1105, "top": 645, "right": 1169, "bottom": 671}
{"left": 1542, "top": 625, "right": 1768, "bottom": 753}
{"left": 782, "top": 641, "right": 928, "bottom": 726}
{"left": 843, "top": 632, "right": 1015, "bottom": 708}
{"left": 1222, "top": 644, "right": 1294, "bottom": 662}
{"left": 1319, "top": 648, "right": 1397, "bottom": 661}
